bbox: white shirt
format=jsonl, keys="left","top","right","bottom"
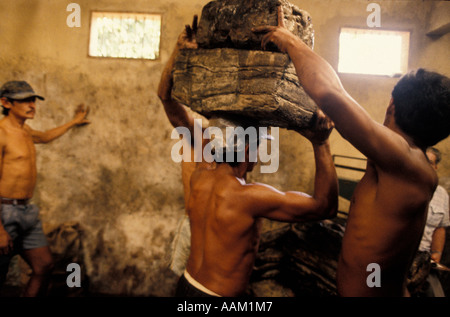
{"left": 419, "top": 185, "right": 450, "bottom": 252}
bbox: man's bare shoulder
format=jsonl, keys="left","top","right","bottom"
{"left": 0, "top": 118, "right": 7, "bottom": 130}
{"left": 373, "top": 148, "right": 438, "bottom": 207}
{"left": 375, "top": 136, "right": 436, "bottom": 182}
{"left": 190, "top": 164, "right": 216, "bottom": 183}
{"left": 191, "top": 167, "right": 253, "bottom": 196}
{"left": 232, "top": 181, "right": 297, "bottom": 210}
{"left": 23, "top": 123, "right": 33, "bottom": 133}
{"left": 237, "top": 181, "right": 282, "bottom": 195}
{"left": 0, "top": 120, "right": 7, "bottom": 145}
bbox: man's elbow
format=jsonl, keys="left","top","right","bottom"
{"left": 157, "top": 90, "right": 168, "bottom": 103}
{"left": 32, "top": 134, "right": 50, "bottom": 144}
{"left": 317, "top": 198, "right": 338, "bottom": 220}
{"left": 325, "top": 204, "right": 338, "bottom": 219}
{"left": 37, "top": 137, "right": 52, "bottom": 144}
{"left": 157, "top": 81, "right": 173, "bottom": 103}
{"left": 37, "top": 130, "right": 62, "bottom": 144}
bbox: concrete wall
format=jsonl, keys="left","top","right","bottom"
{"left": 0, "top": 0, "right": 449, "bottom": 296}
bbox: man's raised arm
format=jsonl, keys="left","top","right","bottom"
{"left": 25, "top": 104, "right": 89, "bottom": 144}
{"left": 253, "top": 7, "right": 411, "bottom": 170}
{"left": 247, "top": 110, "right": 338, "bottom": 222}
{"left": 158, "top": 16, "right": 199, "bottom": 134}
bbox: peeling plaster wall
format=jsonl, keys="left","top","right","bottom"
{"left": 0, "top": 0, "right": 449, "bottom": 296}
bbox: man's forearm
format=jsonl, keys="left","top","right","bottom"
{"left": 311, "top": 140, "right": 338, "bottom": 218}
{"left": 157, "top": 44, "right": 180, "bottom": 102}
{"left": 286, "top": 37, "right": 345, "bottom": 114}
{"left": 158, "top": 44, "right": 194, "bottom": 130}
{"left": 37, "top": 120, "right": 78, "bottom": 144}
{"left": 431, "top": 227, "right": 446, "bottom": 262}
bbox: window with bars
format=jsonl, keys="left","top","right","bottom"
{"left": 338, "top": 28, "right": 410, "bottom": 76}
{"left": 89, "top": 12, "right": 161, "bottom": 60}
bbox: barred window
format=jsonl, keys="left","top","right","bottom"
{"left": 89, "top": 12, "right": 161, "bottom": 60}
{"left": 338, "top": 28, "right": 410, "bottom": 76}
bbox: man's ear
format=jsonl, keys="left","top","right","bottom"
{"left": 386, "top": 98, "right": 395, "bottom": 116}
{"left": 0, "top": 97, "right": 12, "bottom": 108}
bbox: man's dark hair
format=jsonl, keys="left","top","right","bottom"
{"left": 392, "top": 68, "right": 450, "bottom": 147}
{"left": 216, "top": 150, "right": 245, "bottom": 167}
{"left": 213, "top": 132, "right": 261, "bottom": 167}
{"left": 213, "top": 139, "right": 261, "bottom": 167}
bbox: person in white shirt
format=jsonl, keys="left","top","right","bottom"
{"left": 408, "top": 147, "right": 450, "bottom": 296}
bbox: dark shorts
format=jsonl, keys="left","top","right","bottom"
{"left": 175, "top": 273, "right": 218, "bottom": 297}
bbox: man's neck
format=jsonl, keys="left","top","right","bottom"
{"left": 386, "top": 120, "right": 425, "bottom": 152}
{"left": 218, "top": 162, "right": 247, "bottom": 181}
{"left": 5, "top": 114, "right": 27, "bottom": 129}
{"left": 231, "top": 163, "right": 248, "bottom": 181}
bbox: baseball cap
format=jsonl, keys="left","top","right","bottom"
{"left": 0, "top": 81, "right": 45, "bottom": 101}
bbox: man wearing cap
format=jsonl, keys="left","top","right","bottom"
{"left": 0, "top": 80, "right": 89, "bottom": 296}
{"left": 159, "top": 18, "right": 338, "bottom": 297}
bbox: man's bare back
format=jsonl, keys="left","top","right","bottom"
{"left": 185, "top": 164, "right": 263, "bottom": 297}
{"left": 159, "top": 18, "right": 338, "bottom": 297}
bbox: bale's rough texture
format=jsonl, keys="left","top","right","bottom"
{"left": 172, "top": 48, "right": 317, "bottom": 128}
{"left": 196, "top": 0, "right": 314, "bottom": 50}
{"left": 172, "top": 0, "right": 317, "bottom": 129}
